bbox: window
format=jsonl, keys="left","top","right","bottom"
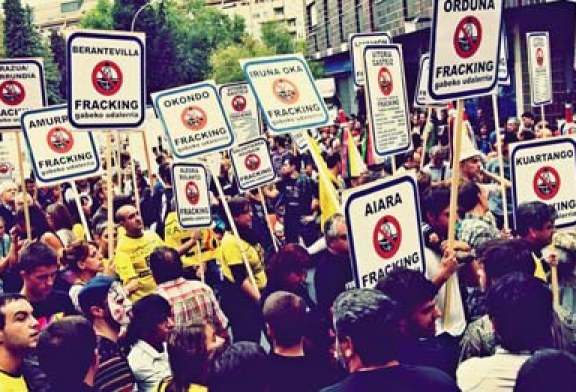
{"left": 60, "top": 0, "right": 82, "bottom": 13}
{"left": 337, "top": 0, "right": 344, "bottom": 41}
{"left": 323, "top": 0, "right": 330, "bottom": 47}
{"left": 307, "top": 1, "right": 318, "bottom": 28}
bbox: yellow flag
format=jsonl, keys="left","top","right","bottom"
{"left": 306, "top": 133, "right": 340, "bottom": 230}
{"left": 346, "top": 128, "right": 367, "bottom": 178}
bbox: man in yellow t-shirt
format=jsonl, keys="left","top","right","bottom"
{"left": 0, "top": 294, "right": 40, "bottom": 392}
{"left": 115, "top": 205, "right": 165, "bottom": 301}
{"left": 163, "top": 211, "right": 220, "bottom": 277}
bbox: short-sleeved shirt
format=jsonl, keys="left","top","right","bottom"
{"left": 128, "top": 341, "right": 171, "bottom": 392}
{"left": 0, "top": 370, "right": 28, "bottom": 392}
{"left": 457, "top": 347, "right": 530, "bottom": 391}
{"left": 219, "top": 233, "right": 266, "bottom": 289}
{"left": 164, "top": 212, "right": 220, "bottom": 268}
{"left": 115, "top": 231, "right": 165, "bottom": 302}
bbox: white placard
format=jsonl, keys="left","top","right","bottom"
{"left": 219, "top": 82, "right": 261, "bottom": 144}
{"left": 67, "top": 30, "right": 145, "bottom": 129}
{"left": 21, "top": 105, "right": 101, "bottom": 185}
{"left": 230, "top": 137, "right": 275, "bottom": 191}
{"left": 414, "top": 54, "right": 449, "bottom": 108}
{"left": 344, "top": 174, "right": 426, "bottom": 288}
{"left": 152, "top": 81, "right": 234, "bottom": 159}
{"left": 510, "top": 137, "right": 576, "bottom": 228}
{"left": 498, "top": 27, "right": 510, "bottom": 86}
{"left": 171, "top": 163, "right": 212, "bottom": 229}
{"left": 241, "top": 54, "right": 329, "bottom": 133}
{"left": 0, "top": 58, "right": 46, "bottom": 129}
{"left": 349, "top": 32, "right": 392, "bottom": 86}
{"left": 364, "top": 44, "right": 411, "bottom": 158}
{"left": 429, "top": 0, "right": 504, "bottom": 100}
{"left": 526, "top": 32, "right": 552, "bottom": 106}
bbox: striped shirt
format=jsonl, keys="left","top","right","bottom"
{"left": 157, "top": 278, "right": 228, "bottom": 334}
{"left": 95, "top": 335, "right": 135, "bottom": 392}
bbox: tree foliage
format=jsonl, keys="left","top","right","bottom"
{"left": 79, "top": 0, "right": 114, "bottom": 30}
{"left": 210, "top": 36, "right": 274, "bottom": 84}
{"left": 49, "top": 30, "right": 67, "bottom": 99}
{"left": 3, "top": 0, "right": 63, "bottom": 104}
{"left": 211, "top": 20, "right": 324, "bottom": 83}
{"left": 0, "top": 17, "right": 5, "bottom": 58}
{"left": 78, "top": 0, "right": 247, "bottom": 94}
{"left": 261, "top": 21, "right": 294, "bottom": 55}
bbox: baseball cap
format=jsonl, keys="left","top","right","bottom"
{"left": 78, "top": 275, "right": 117, "bottom": 316}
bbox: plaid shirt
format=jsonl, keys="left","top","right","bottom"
{"left": 157, "top": 278, "right": 228, "bottom": 333}
{"left": 457, "top": 211, "right": 500, "bottom": 250}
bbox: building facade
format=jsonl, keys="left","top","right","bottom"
{"left": 206, "top": 0, "right": 307, "bottom": 40}
{"left": 23, "top": 0, "right": 100, "bottom": 32}
{"left": 306, "top": 0, "right": 576, "bottom": 125}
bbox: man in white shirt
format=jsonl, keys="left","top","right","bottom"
{"left": 457, "top": 273, "right": 553, "bottom": 391}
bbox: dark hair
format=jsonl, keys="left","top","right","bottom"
{"left": 16, "top": 204, "right": 51, "bottom": 240}
{"left": 38, "top": 316, "right": 97, "bottom": 389}
{"left": 61, "top": 240, "right": 99, "bottom": 273}
{"left": 333, "top": 289, "right": 399, "bottom": 366}
{"left": 125, "top": 294, "right": 172, "bottom": 346}
{"left": 262, "top": 291, "right": 308, "bottom": 348}
{"left": 458, "top": 181, "right": 482, "bottom": 213}
{"left": 326, "top": 152, "right": 341, "bottom": 169}
{"left": 0, "top": 293, "right": 27, "bottom": 329}
{"left": 45, "top": 203, "right": 73, "bottom": 231}
{"left": 228, "top": 196, "right": 250, "bottom": 217}
{"left": 375, "top": 268, "right": 438, "bottom": 317}
{"left": 159, "top": 162, "right": 172, "bottom": 185}
{"left": 521, "top": 111, "right": 535, "bottom": 120}
{"left": 166, "top": 323, "right": 211, "bottom": 391}
{"left": 275, "top": 137, "right": 287, "bottom": 149}
{"left": 283, "top": 154, "right": 300, "bottom": 170}
{"left": 149, "top": 246, "right": 183, "bottom": 284}
{"left": 514, "top": 349, "right": 576, "bottom": 392}
{"left": 208, "top": 342, "right": 269, "bottom": 392}
{"left": 519, "top": 130, "right": 536, "bottom": 140}
{"left": 486, "top": 273, "right": 552, "bottom": 353}
{"left": 476, "top": 239, "right": 535, "bottom": 284}
{"left": 265, "top": 244, "right": 310, "bottom": 290}
{"left": 20, "top": 241, "right": 58, "bottom": 273}
{"left": 515, "top": 201, "right": 557, "bottom": 237}
{"left": 422, "top": 187, "right": 451, "bottom": 219}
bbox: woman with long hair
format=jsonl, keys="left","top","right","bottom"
{"left": 61, "top": 240, "right": 105, "bottom": 311}
{"left": 46, "top": 203, "right": 77, "bottom": 247}
{"left": 156, "top": 322, "right": 224, "bottom": 392}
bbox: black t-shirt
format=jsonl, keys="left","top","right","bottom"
{"left": 267, "top": 353, "right": 332, "bottom": 392}
{"left": 276, "top": 174, "right": 314, "bottom": 219}
{"left": 314, "top": 250, "right": 354, "bottom": 321}
{"left": 32, "top": 290, "right": 77, "bottom": 330}
{"left": 320, "top": 365, "right": 460, "bottom": 392}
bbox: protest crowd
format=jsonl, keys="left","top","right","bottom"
{"left": 0, "top": 101, "right": 576, "bottom": 392}
{"left": 2, "top": 2, "right": 576, "bottom": 390}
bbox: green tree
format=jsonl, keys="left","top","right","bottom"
{"left": 79, "top": 0, "right": 114, "bottom": 30}
{"left": 261, "top": 21, "right": 294, "bottom": 55}
{"left": 210, "top": 36, "right": 273, "bottom": 84}
{"left": 49, "top": 30, "right": 67, "bottom": 99}
{"left": 186, "top": 0, "right": 246, "bottom": 49}
{"left": 0, "top": 17, "right": 5, "bottom": 58}
{"left": 295, "top": 40, "right": 324, "bottom": 79}
{"left": 3, "top": 0, "right": 63, "bottom": 104}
